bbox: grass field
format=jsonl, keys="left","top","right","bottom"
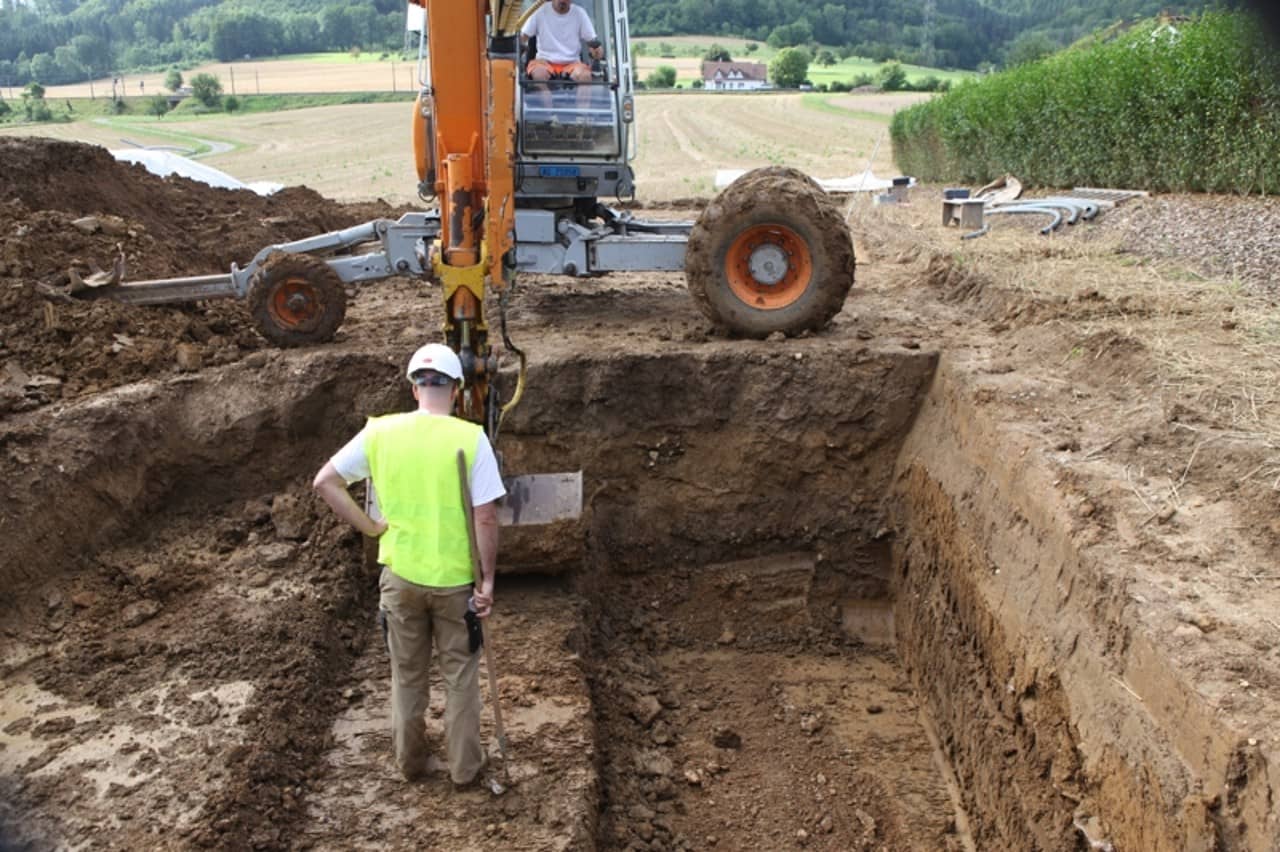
{"left": 4, "top": 50, "right": 928, "bottom": 204}
{"left": 634, "top": 91, "right": 923, "bottom": 198}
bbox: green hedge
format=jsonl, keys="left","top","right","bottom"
{"left": 890, "top": 12, "right": 1280, "bottom": 194}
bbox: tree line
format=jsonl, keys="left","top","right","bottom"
{"left": 0, "top": 0, "right": 407, "bottom": 88}
{"left": 627, "top": 0, "right": 1247, "bottom": 70}
{"left": 0, "top": 0, "right": 1253, "bottom": 92}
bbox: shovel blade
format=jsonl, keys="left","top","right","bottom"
{"left": 499, "top": 472, "right": 582, "bottom": 526}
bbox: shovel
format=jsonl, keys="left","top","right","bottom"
{"left": 456, "top": 449, "right": 513, "bottom": 788}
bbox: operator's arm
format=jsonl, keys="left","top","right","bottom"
{"left": 580, "top": 10, "right": 602, "bottom": 58}
{"left": 313, "top": 462, "right": 387, "bottom": 538}
{"left": 471, "top": 501, "right": 499, "bottom": 617}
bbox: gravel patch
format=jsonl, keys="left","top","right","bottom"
{"left": 1100, "top": 193, "right": 1280, "bottom": 294}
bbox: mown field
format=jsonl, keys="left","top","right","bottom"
{"left": 37, "top": 55, "right": 424, "bottom": 101}
{"left": 1, "top": 84, "right": 925, "bottom": 203}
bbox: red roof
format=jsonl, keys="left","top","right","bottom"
{"left": 700, "top": 61, "right": 768, "bottom": 82}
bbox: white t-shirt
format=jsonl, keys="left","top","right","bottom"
{"left": 330, "top": 412, "right": 507, "bottom": 507}
{"left": 522, "top": 3, "right": 597, "bottom": 64}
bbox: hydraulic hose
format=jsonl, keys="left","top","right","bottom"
{"left": 513, "top": 0, "right": 546, "bottom": 34}
{"left": 496, "top": 287, "right": 526, "bottom": 439}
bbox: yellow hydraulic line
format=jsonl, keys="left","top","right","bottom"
{"left": 498, "top": 1, "right": 519, "bottom": 34}
{"left": 497, "top": 351, "right": 526, "bottom": 434}
{"left": 513, "top": 0, "right": 546, "bottom": 33}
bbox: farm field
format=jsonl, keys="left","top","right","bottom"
{"left": 0, "top": 92, "right": 925, "bottom": 203}
{"left": 37, "top": 55, "right": 424, "bottom": 101}
{"left": 1, "top": 35, "right": 1278, "bottom": 852}
{"left": 24, "top": 44, "right": 971, "bottom": 102}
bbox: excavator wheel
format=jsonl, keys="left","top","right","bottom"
{"left": 685, "top": 166, "right": 854, "bottom": 338}
{"left": 246, "top": 252, "right": 347, "bottom": 347}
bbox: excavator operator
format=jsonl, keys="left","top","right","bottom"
{"left": 521, "top": 0, "right": 603, "bottom": 83}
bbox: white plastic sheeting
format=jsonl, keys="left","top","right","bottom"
{"left": 110, "top": 149, "right": 283, "bottom": 196}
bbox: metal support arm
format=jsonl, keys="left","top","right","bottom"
{"left": 91, "top": 212, "right": 443, "bottom": 306}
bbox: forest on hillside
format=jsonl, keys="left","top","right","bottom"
{"left": 0, "top": 0, "right": 1251, "bottom": 89}
{"left": 628, "top": 0, "right": 1248, "bottom": 68}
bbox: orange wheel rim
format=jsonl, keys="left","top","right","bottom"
{"left": 269, "top": 277, "right": 323, "bottom": 328}
{"left": 724, "top": 224, "right": 812, "bottom": 310}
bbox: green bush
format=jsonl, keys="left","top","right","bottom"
{"left": 223, "top": 94, "right": 240, "bottom": 112}
{"left": 877, "top": 62, "right": 908, "bottom": 91}
{"left": 704, "top": 44, "right": 731, "bottom": 63}
{"left": 769, "top": 46, "right": 810, "bottom": 89}
{"left": 189, "top": 72, "right": 223, "bottom": 107}
{"left": 164, "top": 69, "right": 183, "bottom": 92}
{"left": 147, "top": 94, "right": 170, "bottom": 117}
{"left": 890, "top": 12, "right": 1280, "bottom": 195}
{"left": 646, "top": 65, "right": 676, "bottom": 89}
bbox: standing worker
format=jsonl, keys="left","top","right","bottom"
{"left": 313, "top": 343, "right": 506, "bottom": 787}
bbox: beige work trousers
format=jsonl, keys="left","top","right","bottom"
{"left": 378, "top": 567, "right": 484, "bottom": 784}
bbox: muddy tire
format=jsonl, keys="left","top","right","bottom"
{"left": 686, "top": 167, "right": 854, "bottom": 338}
{"left": 246, "top": 252, "right": 347, "bottom": 347}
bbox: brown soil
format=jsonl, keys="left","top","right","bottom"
{"left": 2, "top": 137, "right": 1278, "bottom": 851}
{"left": 0, "top": 138, "right": 399, "bottom": 411}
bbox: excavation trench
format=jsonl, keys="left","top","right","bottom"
{"left": 0, "top": 344, "right": 1252, "bottom": 850}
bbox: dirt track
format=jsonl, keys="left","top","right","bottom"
{"left": 1, "top": 137, "right": 1278, "bottom": 850}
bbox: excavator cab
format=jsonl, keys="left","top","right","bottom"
{"left": 516, "top": 0, "right": 636, "bottom": 198}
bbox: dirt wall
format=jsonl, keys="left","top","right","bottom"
{"left": 0, "top": 351, "right": 398, "bottom": 603}
{"left": 889, "top": 356, "right": 1277, "bottom": 851}
{"left": 498, "top": 345, "right": 937, "bottom": 575}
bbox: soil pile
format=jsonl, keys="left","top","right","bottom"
{"left": 0, "top": 138, "right": 398, "bottom": 412}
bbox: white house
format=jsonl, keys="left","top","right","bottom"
{"left": 700, "top": 61, "right": 769, "bottom": 91}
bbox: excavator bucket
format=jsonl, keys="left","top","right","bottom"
{"left": 497, "top": 472, "right": 582, "bottom": 526}
{"left": 363, "top": 472, "right": 581, "bottom": 530}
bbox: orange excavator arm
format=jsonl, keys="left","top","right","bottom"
{"left": 409, "top": 0, "right": 519, "bottom": 430}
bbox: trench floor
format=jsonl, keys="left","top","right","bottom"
{"left": 1, "top": 533, "right": 970, "bottom": 852}
{"left": 586, "top": 554, "right": 971, "bottom": 852}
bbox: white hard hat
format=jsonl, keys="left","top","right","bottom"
{"left": 406, "top": 343, "right": 463, "bottom": 381}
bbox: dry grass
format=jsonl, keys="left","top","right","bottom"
{"left": 634, "top": 92, "right": 907, "bottom": 200}
{"left": 847, "top": 180, "right": 1280, "bottom": 450}
{"left": 39, "top": 57, "right": 422, "bottom": 100}
{"left": 3, "top": 91, "right": 910, "bottom": 205}
{"left": 919, "top": 201, "right": 1280, "bottom": 447}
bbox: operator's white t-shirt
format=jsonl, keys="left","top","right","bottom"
{"left": 329, "top": 412, "right": 507, "bottom": 507}
{"left": 522, "top": 3, "right": 597, "bottom": 64}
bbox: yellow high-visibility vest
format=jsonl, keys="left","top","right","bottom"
{"left": 365, "top": 412, "right": 480, "bottom": 587}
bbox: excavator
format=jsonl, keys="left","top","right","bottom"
{"left": 89, "top": 0, "right": 855, "bottom": 522}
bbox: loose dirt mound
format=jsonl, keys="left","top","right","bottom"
{"left": 0, "top": 138, "right": 399, "bottom": 412}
